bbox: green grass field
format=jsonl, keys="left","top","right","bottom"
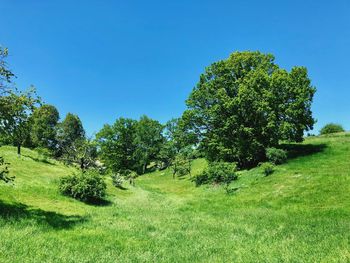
{"left": 0, "top": 134, "right": 349, "bottom": 262}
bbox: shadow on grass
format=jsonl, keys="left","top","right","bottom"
{"left": 22, "top": 154, "right": 56, "bottom": 165}
{"left": 280, "top": 143, "right": 327, "bottom": 160}
{"left": 225, "top": 187, "right": 240, "bottom": 195}
{"left": 115, "top": 185, "right": 128, "bottom": 190}
{"left": 85, "top": 198, "right": 113, "bottom": 207}
{"left": 0, "top": 200, "right": 87, "bottom": 229}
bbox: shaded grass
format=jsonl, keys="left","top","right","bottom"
{"left": 0, "top": 135, "right": 350, "bottom": 262}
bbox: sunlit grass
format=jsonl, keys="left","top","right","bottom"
{"left": 0, "top": 134, "right": 349, "bottom": 262}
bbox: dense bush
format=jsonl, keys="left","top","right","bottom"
{"left": 266, "top": 147, "right": 287, "bottom": 164}
{"left": 320, "top": 123, "right": 345, "bottom": 135}
{"left": 261, "top": 162, "right": 275, "bottom": 176}
{"left": 59, "top": 170, "right": 106, "bottom": 202}
{"left": 194, "top": 162, "right": 237, "bottom": 186}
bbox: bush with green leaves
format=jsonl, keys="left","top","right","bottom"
{"left": 0, "top": 156, "right": 13, "bottom": 183}
{"left": 266, "top": 147, "right": 287, "bottom": 164}
{"left": 261, "top": 162, "right": 275, "bottom": 176}
{"left": 111, "top": 173, "right": 124, "bottom": 188}
{"left": 194, "top": 162, "right": 237, "bottom": 186}
{"left": 320, "top": 123, "right": 345, "bottom": 135}
{"left": 59, "top": 170, "right": 106, "bottom": 202}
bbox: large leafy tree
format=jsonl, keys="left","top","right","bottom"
{"left": 0, "top": 88, "right": 41, "bottom": 155}
{"left": 134, "top": 115, "right": 164, "bottom": 174}
{"left": 184, "top": 51, "right": 315, "bottom": 167}
{"left": 31, "top": 104, "right": 60, "bottom": 150}
{"left": 96, "top": 118, "right": 137, "bottom": 173}
{"left": 97, "top": 116, "right": 166, "bottom": 174}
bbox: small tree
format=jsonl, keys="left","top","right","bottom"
{"left": 61, "top": 138, "right": 97, "bottom": 171}
{"left": 31, "top": 104, "right": 60, "bottom": 150}
{"left": 0, "top": 87, "right": 41, "bottom": 155}
{"left": 56, "top": 113, "right": 85, "bottom": 156}
{"left": 320, "top": 123, "right": 345, "bottom": 135}
{"left": 0, "top": 47, "right": 14, "bottom": 93}
{"left": 170, "top": 151, "right": 193, "bottom": 179}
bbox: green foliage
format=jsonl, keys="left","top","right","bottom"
{"left": 96, "top": 118, "right": 137, "bottom": 172}
{"left": 171, "top": 156, "right": 190, "bottom": 177}
{"left": 59, "top": 170, "right": 106, "bottom": 202}
{"left": 31, "top": 104, "right": 59, "bottom": 150}
{"left": 194, "top": 161, "right": 237, "bottom": 186}
{"left": 266, "top": 147, "right": 287, "bottom": 164}
{"left": 60, "top": 138, "right": 98, "bottom": 171}
{"left": 184, "top": 51, "right": 316, "bottom": 168}
{"left": 111, "top": 173, "right": 124, "bottom": 188}
{"left": 0, "top": 46, "right": 14, "bottom": 92}
{"left": 56, "top": 113, "right": 85, "bottom": 156}
{"left": 134, "top": 115, "right": 164, "bottom": 174}
{"left": 97, "top": 116, "right": 165, "bottom": 174}
{"left": 0, "top": 87, "right": 41, "bottom": 155}
{"left": 261, "top": 162, "right": 275, "bottom": 176}
{"left": 0, "top": 156, "right": 13, "bottom": 183}
{"left": 320, "top": 123, "right": 345, "bottom": 135}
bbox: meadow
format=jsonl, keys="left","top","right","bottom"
{"left": 0, "top": 133, "right": 349, "bottom": 262}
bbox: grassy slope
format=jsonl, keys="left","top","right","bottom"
{"left": 0, "top": 134, "right": 349, "bottom": 262}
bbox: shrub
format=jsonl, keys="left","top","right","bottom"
{"left": 194, "top": 162, "right": 237, "bottom": 186}
{"left": 320, "top": 123, "right": 345, "bottom": 135}
{"left": 111, "top": 173, "right": 124, "bottom": 188}
{"left": 261, "top": 162, "right": 274, "bottom": 176}
{"left": 59, "top": 170, "right": 106, "bottom": 202}
{"left": 266, "top": 147, "right": 287, "bottom": 164}
{"left": 36, "top": 147, "right": 52, "bottom": 163}
{"left": 0, "top": 156, "right": 13, "bottom": 183}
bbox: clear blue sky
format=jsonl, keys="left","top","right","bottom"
{"left": 1, "top": 0, "right": 349, "bottom": 135}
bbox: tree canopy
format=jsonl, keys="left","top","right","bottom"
{"left": 96, "top": 116, "right": 165, "bottom": 174}
{"left": 183, "top": 51, "right": 316, "bottom": 167}
{"left": 0, "top": 88, "right": 41, "bottom": 155}
{"left": 31, "top": 104, "right": 60, "bottom": 150}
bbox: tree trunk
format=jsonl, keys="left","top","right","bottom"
{"left": 80, "top": 158, "right": 85, "bottom": 170}
{"left": 17, "top": 143, "right": 21, "bottom": 156}
{"left": 142, "top": 163, "right": 147, "bottom": 174}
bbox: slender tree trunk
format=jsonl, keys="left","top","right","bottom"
{"left": 17, "top": 143, "right": 21, "bottom": 156}
{"left": 80, "top": 158, "right": 84, "bottom": 170}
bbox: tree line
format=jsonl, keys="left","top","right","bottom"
{"left": 0, "top": 47, "right": 316, "bottom": 184}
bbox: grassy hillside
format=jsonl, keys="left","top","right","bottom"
{"left": 0, "top": 134, "right": 349, "bottom": 262}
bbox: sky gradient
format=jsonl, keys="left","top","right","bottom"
{"left": 1, "top": 0, "right": 349, "bottom": 135}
